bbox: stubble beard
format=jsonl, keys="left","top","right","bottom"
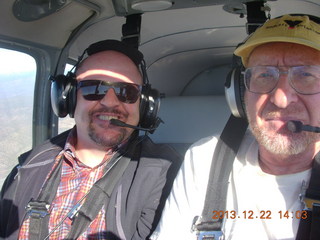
{"left": 88, "top": 123, "right": 127, "bottom": 148}
{"left": 249, "top": 120, "right": 317, "bottom": 156}
{"left": 87, "top": 108, "right": 130, "bottom": 148}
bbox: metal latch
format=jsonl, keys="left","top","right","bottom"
{"left": 197, "top": 231, "right": 223, "bottom": 240}
{"left": 26, "top": 199, "right": 50, "bottom": 218}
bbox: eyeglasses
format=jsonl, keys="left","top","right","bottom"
{"left": 243, "top": 65, "right": 320, "bottom": 95}
{"left": 77, "top": 80, "right": 142, "bottom": 103}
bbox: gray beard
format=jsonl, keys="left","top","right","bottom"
{"left": 249, "top": 122, "right": 317, "bottom": 156}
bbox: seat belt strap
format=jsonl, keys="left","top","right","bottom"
{"left": 65, "top": 137, "right": 142, "bottom": 239}
{"left": 304, "top": 153, "right": 320, "bottom": 208}
{"left": 295, "top": 210, "right": 312, "bottom": 240}
{"left": 310, "top": 204, "right": 320, "bottom": 240}
{"left": 296, "top": 153, "right": 320, "bottom": 240}
{"left": 27, "top": 159, "right": 63, "bottom": 240}
{"left": 192, "top": 115, "right": 248, "bottom": 239}
{"left": 66, "top": 154, "right": 131, "bottom": 239}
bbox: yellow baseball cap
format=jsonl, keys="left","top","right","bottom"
{"left": 235, "top": 14, "right": 320, "bottom": 67}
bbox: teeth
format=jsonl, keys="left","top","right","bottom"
{"left": 98, "top": 115, "right": 118, "bottom": 121}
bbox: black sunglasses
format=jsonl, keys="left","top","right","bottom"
{"left": 77, "top": 80, "right": 142, "bottom": 104}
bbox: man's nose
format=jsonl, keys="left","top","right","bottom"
{"left": 99, "top": 88, "right": 120, "bottom": 106}
{"left": 269, "top": 75, "right": 298, "bottom": 108}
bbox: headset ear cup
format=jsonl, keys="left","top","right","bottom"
{"left": 225, "top": 66, "right": 246, "bottom": 118}
{"left": 50, "top": 73, "right": 77, "bottom": 118}
{"left": 51, "top": 74, "right": 68, "bottom": 118}
{"left": 139, "top": 85, "right": 161, "bottom": 130}
{"left": 67, "top": 78, "right": 77, "bottom": 118}
{"left": 239, "top": 69, "right": 246, "bottom": 118}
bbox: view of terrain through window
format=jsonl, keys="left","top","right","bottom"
{"left": 0, "top": 48, "right": 36, "bottom": 187}
{"left": 0, "top": 51, "right": 76, "bottom": 187}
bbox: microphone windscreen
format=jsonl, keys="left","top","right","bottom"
{"left": 287, "top": 120, "right": 303, "bottom": 133}
{"left": 110, "top": 118, "right": 126, "bottom": 127}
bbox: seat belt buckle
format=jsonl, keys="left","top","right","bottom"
{"left": 302, "top": 197, "right": 320, "bottom": 210}
{"left": 299, "top": 181, "right": 320, "bottom": 210}
{"left": 26, "top": 199, "right": 50, "bottom": 218}
{"left": 197, "top": 231, "right": 223, "bottom": 240}
{"left": 191, "top": 216, "right": 223, "bottom": 240}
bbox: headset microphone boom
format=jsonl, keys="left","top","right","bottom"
{"left": 287, "top": 120, "right": 320, "bottom": 133}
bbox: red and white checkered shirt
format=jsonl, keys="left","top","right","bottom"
{"left": 19, "top": 128, "right": 115, "bottom": 239}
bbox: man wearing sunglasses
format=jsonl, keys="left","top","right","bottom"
{"left": 151, "top": 15, "right": 320, "bottom": 240}
{"left": 0, "top": 40, "right": 182, "bottom": 240}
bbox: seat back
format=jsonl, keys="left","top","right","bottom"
{"left": 150, "top": 95, "right": 231, "bottom": 156}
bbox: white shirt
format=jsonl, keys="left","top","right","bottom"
{"left": 151, "top": 131, "right": 311, "bottom": 240}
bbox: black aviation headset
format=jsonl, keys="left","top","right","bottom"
{"left": 50, "top": 39, "right": 161, "bottom": 131}
{"left": 224, "top": 14, "right": 320, "bottom": 119}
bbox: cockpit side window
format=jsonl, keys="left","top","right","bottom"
{"left": 0, "top": 48, "right": 36, "bottom": 188}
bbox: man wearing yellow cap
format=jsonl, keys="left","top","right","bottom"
{"left": 151, "top": 14, "right": 320, "bottom": 240}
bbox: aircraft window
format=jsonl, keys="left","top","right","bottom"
{"left": 59, "top": 115, "right": 75, "bottom": 133}
{"left": 64, "top": 63, "right": 73, "bottom": 74}
{"left": 0, "top": 48, "right": 36, "bottom": 187}
{"left": 58, "top": 63, "right": 75, "bottom": 133}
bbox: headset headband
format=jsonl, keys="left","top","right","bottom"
{"left": 71, "top": 39, "right": 148, "bottom": 85}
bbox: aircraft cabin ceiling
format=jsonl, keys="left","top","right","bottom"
{"left": 1, "top": 0, "right": 320, "bottom": 96}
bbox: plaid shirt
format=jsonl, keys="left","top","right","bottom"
{"left": 19, "top": 128, "right": 115, "bottom": 239}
